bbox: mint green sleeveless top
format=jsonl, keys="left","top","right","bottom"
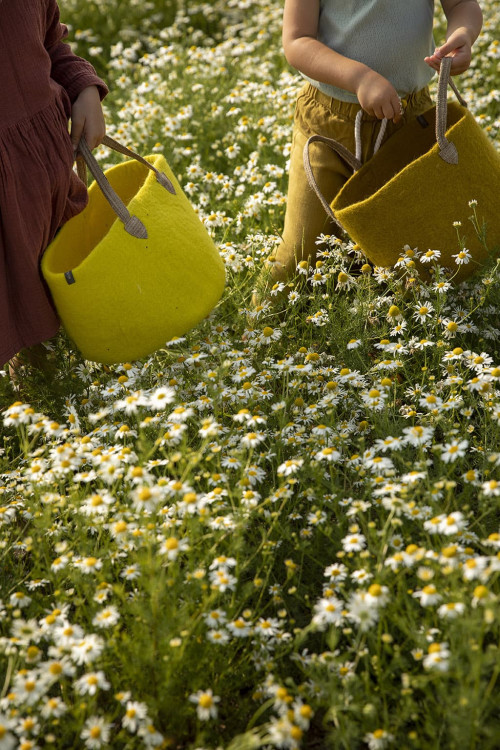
{"left": 303, "top": 0, "right": 436, "bottom": 102}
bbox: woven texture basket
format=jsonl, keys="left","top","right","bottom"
{"left": 304, "top": 57, "right": 500, "bottom": 281}
{"left": 42, "top": 136, "right": 225, "bottom": 364}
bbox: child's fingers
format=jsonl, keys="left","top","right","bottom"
{"left": 83, "top": 117, "right": 106, "bottom": 151}
{"left": 424, "top": 54, "right": 441, "bottom": 71}
{"left": 426, "top": 29, "right": 472, "bottom": 75}
{"left": 425, "top": 48, "right": 470, "bottom": 75}
{"left": 71, "top": 118, "right": 106, "bottom": 153}
{"left": 382, "top": 94, "right": 403, "bottom": 123}
{"left": 432, "top": 38, "right": 463, "bottom": 60}
{"left": 84, "top": 131, "right": 105, "bottom": 151}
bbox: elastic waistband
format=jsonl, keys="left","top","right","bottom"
{"left": 302, "top": 82, "right": 431, "bottom": 122}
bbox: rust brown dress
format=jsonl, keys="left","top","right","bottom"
{"left": 0, "top": 0, "right": 107, "bottom": 367}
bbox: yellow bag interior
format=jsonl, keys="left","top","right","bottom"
{"left": 334, "top": 103, "right": 465, "bottom": 210}
{"left": 46, "top": 160, "right": 149, "bottom": 273}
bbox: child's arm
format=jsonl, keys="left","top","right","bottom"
{"left": 425, "top": 0, "right": 483, "bottom": 74}
{"left": 282, "top": 0, "right": 403, "bottom": 122}
{"left": 44, "top": 0, "right": 108, "bottom": 151}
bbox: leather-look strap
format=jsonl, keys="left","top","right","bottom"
{"left": 76, "top": 135, "right": 176, "bottom": 239}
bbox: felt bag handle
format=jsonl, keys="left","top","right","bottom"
{"left": 76, "top": 135, "right": 176, "bottom": 240}
{"left": 303, "top": 56, "right": 468, "bottom": 231}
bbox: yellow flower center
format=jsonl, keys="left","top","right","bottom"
{"left": 199, "top": 693, "right": 213, "bottom": 709}
{"left": 428, "top": 642, "right": 442, "bottom": 653}
{"left": 474, "top": 585, "right": 488, "bottom": 599}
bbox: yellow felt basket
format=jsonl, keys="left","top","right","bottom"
{"left": 304, "top": 57, "right": 500, "bottom": 281}
{"left": 42, "top": 136, "right": 225, "bottom": 364}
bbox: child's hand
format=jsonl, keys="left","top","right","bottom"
{"left": 356, "top": 70, "right": 403, "bottom": 123}
{"left": 425, "top": 29, "right": 473, "bottom": 75}
{"left": 70, "top": 85, "right": 106, "bottom": 155}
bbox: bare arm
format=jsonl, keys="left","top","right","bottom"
{"left": 425, "top": 0, "right": 483, "bottom": 73}
{"left": 282, "top": 0, "right": 403, "bottom": 122}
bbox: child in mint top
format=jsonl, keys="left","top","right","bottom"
{"left": 254, "top": 0, "right": 482, "bottom": 302}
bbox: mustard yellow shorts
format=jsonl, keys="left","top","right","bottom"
{"left": 271, "top": 83, "right": 433, "bottom": 283}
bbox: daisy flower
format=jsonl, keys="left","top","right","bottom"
{"left": 432, "top": 279, "right": 451, "bottom": 293}
{"left": 452, "top": 247, "right": 472, "bottom": 265}
{"left": 412, "top": 584, "right": 442, "bottom": 606}
{"left": 364, "top": 728, "right": 395, "bottom": 750}
{"left": 423, "top": 642, "right": 450, "bottom": 671}
{"left": 75, "top": 671, "right": 111, "bottom": 696}
{"left": 420, "top": 248, "right": 441, "bottom": 263}
{"left": 80, "top": 716, "right": 112, "bottom": 749}
{"left": 342, "top": 533, "right": 366, "bottom": 552}
{"left": 277, "top": 458, "right": 304, "bottom": 476}
{"left": 197, "top": 418, "right": 222, "bottom": 438}
{"left": 92, "top": 606, "right": 121, "bottom": 629}
{"left": 437, "top": 602, "right": 466, "bottom": 619}
{"left": 160, "top": 536, "right": 190, "bottom": 561}
{"left": 41, "top": 696, "right": 68, "bottom": 718}
{"left": 481, "top": 479, "right": 500, "bottom": 496}
{"left": 315, "top": 447, "right": 341, "bottom": 462}
{"left": 413, "top": 302, "right": 435, "bottom": 322}
{"left": 402, "top": 425, "right": 434, "bottom": 448}
{"left": 240, "top": 431, "right": 266, "bottom": 448}
{"left": 346, "top": 590, "right": 379, "bottom": 631}
{"left": 440, "top": 439, "right": 468, "bottom": 463}
{"left": 189, "top": 689, "right": 220, "bottom": 721}
{"left": 347, "top": 338, "right": 361, "bottom": 350}
{"left": 312, "top": 596, "right": 345, "bottom": 629}
{"left": 122, "top": 701, "right": 149, "bottom": 733}
{"left": 259, "top": 326, "right": 282, "bottom": 344}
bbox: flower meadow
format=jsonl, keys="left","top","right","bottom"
{"left": 1, "top": 1, "right": 500, "bottom": 748}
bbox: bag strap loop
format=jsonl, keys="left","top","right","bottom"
{"left": 436, "top": 56, "right": 467, "bottom": 164}
{"left": 354, "top": 109, "right": 389, "bottom": 164}
{"left": 302, "top": 134, "right": 359, "bottom": 232}
{"left": 303, "top": 56, "right": 467, "bottom": 227}
{"left": 76, "top": 135, "right": 176, "bottom": 240}
{"left": 101, "top": 135, "right": 176, "bottom": 193}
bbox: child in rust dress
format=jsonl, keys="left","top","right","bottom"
{"left": 0, "top": 0, "right": 108, "bottom": 381}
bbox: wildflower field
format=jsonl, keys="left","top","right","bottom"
{"left": 2, "top": 0, "right": 500, "bottom": 748}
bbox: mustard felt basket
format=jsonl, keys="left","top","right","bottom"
{"left": 42, "top": 136, "right": 225, "bottom": 364}
{"left": 304, "top": 57, "right": 500, "bottom": 281}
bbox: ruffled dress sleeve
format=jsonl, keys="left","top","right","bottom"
{"left": 44, "top": 0, "right": 108, "bottom": 104}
